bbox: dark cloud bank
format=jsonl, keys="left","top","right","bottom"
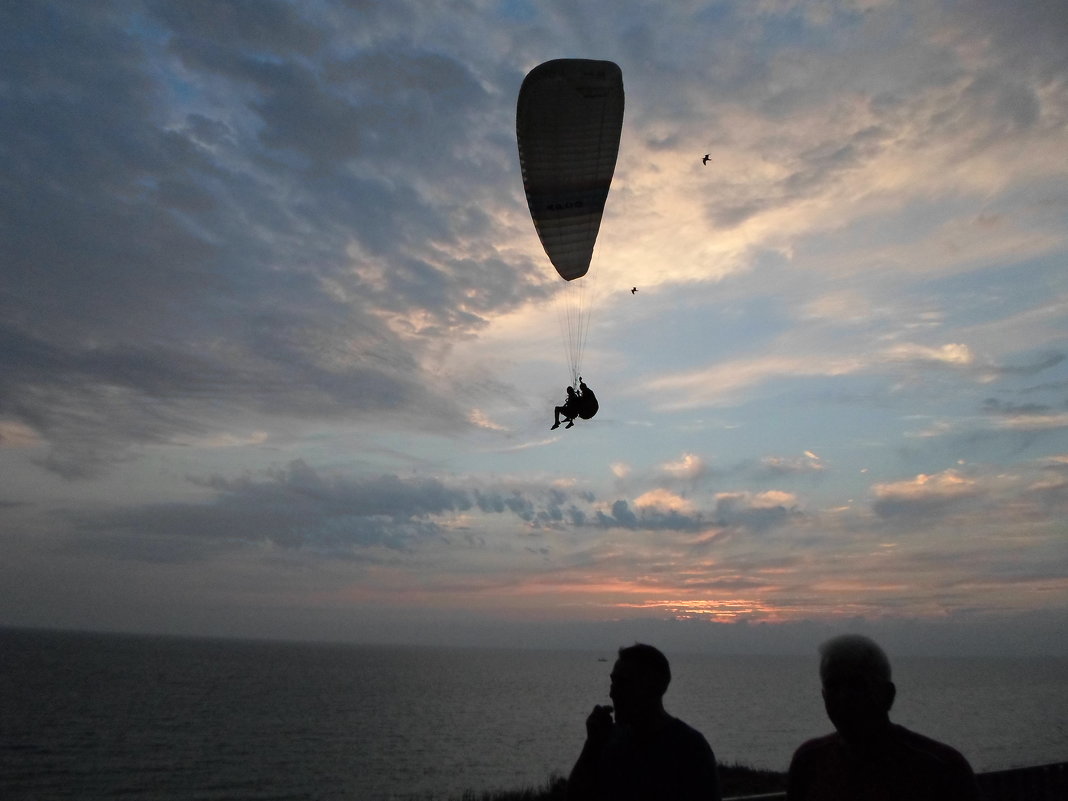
{"left": 0, "top": 1, "right": 541, "bottom": 478}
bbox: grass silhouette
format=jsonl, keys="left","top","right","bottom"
{"left": 446, "top": 763, "right": 787, "bottom": 800}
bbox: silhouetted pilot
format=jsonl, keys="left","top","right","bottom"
{"left": 551, "top": 385, "right": 579, "bottom": 430}
{"left": 576, "top": 379, "right": 598, "bottom": 420}
{"left": 787, "top": 634, "right": 981, "bottom": 801}
{"left": 552, "top": 379, "right": 599, "bottom": 430}
{"left": 567, "top": 643, "right": 721, "bottom": 801}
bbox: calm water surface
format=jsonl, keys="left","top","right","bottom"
{"left": 1, "top": 628, "right": 1065, "bottom": 800}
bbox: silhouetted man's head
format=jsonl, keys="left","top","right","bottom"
{"left": 819, "top": 634, "right": 896, "bottom": 744}
{"left": 611, "top": 643, "right": 671, "bottom": 725}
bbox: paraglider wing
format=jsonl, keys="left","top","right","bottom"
{"left": 516, "top": 60, "right": 624, "bottom": 282}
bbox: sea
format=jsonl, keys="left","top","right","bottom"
{"left": 1, "top": 628, "right": 1065, "bottom": 801}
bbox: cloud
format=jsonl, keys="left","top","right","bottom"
{"left": 574, "top": 485, "right": 803, "bottom": 537}
{"left": 980, "top": 398, "right": 1068, "bottom": 431}
{"left": 871, "top": 469, "right": 981, "bottom": 519}
{"left": 754, "top": 452, "right": 825, "bottom": 478}
{"left": 882, "top": 343, "right": 974, "bottom": 368}
{"left": 65, "top": 459, "right": 833, "bottom": 565}
{"left": 0, "top": 2, "right": 538, "bottom": 478}
{"left": 152, "top": 0, "right": 325, "bottom": 56}
{"left": 65, "top": 460, "right": 475, "bottom": 561}
{"left": 713, "top": 491, "right": 800, "bottom": 532}
{"left": 658, "top": 452, "right": 709, "bottom": 482}
{"left": 468, "top": 408, "right": 507, "bottom": 431}
{"left": 643, "top": 354, "right": 866, "bottom": 410}
{"left": 2, "top": 0, "right": 1066, "bottom": 651}
{"left": 6, "top": 0, "right": 1067, "bottom": 478}
{"left": 643, "top": 337, "right": 1066, "bottom": 412}
{"left": 54, "top": 459, "right": 783, "bottom": 565}
{"left": 633, "top": 488, "right": 696, "bottom": 515}
{"left": 0, "top": 422, "right": 39, "bottom": 448}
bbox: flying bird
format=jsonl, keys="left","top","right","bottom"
{"left": 702, "top": 154, "right": 711, "bottom": 165}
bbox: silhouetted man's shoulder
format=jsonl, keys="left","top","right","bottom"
{"left": 787, "top": 726, "right": 980, "bottom": 801}
{"left": 786, "top": 731, "right": 841, "bottom": 798}
{"left": 888, "top": 725, "right": 979, "bottom": 792}
{"left": 599, "top": 716, "right": 721, "bottom": 801}
{"left": 664, "top": 716, "right": 715, "bottom": 750}
{"left": 891, "top": 724, "right": 969, "bottom": 763}
{"left": 790, "top": 732, "right": 839, "bottom": 761}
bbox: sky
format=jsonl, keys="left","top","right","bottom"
{"left": 2, "top": 0, "right": 1067, "bottom": 657}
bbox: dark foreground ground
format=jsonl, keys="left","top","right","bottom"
{"left": 448, "top": 761, "right": 1068, "bottom": 801}
{"left": 447, "top": 762, "right": 786, "bottom": 800}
